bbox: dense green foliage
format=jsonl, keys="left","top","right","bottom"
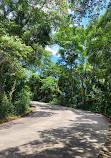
{"left": 0, "top": 0, "right": 111, "bottom": 119}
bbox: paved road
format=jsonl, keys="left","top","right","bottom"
{"left": 0, "top": 101, "right": 109, "bottom": 158}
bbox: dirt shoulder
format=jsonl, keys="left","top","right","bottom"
{"left": 98, "top": 120, "right": 111, "bottom": 158}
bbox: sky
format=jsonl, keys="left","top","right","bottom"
{"left": 45, "top": 45, "right": 60, "bottom": 62}
{"left": 45, "top": 0, "right": 110, "bottom": 63}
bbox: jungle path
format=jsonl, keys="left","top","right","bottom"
{"left": 0, "top": 101, "right": 109, "bottom": 158}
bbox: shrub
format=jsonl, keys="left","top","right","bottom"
{"left": 0, "top": 93, "right": 15, "bottom": 119}
{"left": 14, "top": 87, "right": 32, "bottom": 115}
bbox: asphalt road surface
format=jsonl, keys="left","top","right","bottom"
{"left": 0, "top": 101, "right": 109, "bottom": 158}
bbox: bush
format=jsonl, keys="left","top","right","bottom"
{"left": 0, "top": 94, "right": 15, "bottom": 119}
{"left": 14, "top": 87, "right": 32, "bottom": 115}
{"left": 50, "top": 98, "right": 60, "bottom": 105}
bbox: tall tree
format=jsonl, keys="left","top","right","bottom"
{"left": 54, "top": 26, "right": 87, "bottom": 104}
{"left": 84, "top": 4, "right": 111, "bottom": 113}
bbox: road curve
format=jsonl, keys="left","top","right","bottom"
{"left": 0, "top": 101, "right": 109, "bottom": 158}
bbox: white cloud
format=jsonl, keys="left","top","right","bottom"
{"left": 45, "top": 46, "right": 57, "bottom": 55}
{"left": 68, "top": 8, "right": 73, "bottom": 14}
{"left": 45, "top": 45, "right": 60, "bottom": 57}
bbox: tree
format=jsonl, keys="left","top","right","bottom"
{"left": 84, "top": 4, "right": 111, "bottom": 114}
{"left": 69, "top": 0, "right": 107, "bottom": 25}
{"left": 0, "top": 0, "right": 110, "bottom": 118}
{"left": 28, "top": 74, "right": 42, "bottom": 101}
{"left": 0, "top": 28, "right": 33, "bottom": 118}
{"left": 0, "top": 31, "right": 32, "bottom": 94}
{"left": 54, "top": 26, "right": 87, "bottom": 105}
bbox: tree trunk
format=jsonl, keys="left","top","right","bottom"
{"left": 0, "top": 63, "right": 4, "bottom": 100}
{"left": 9, "top": 79, "right": 16, "bottom": 102}
{"left": 70, "top": 65, "right": 74, "bottom": 103}
{"left": 75, "top": 68, "right": 86, "bottom": 106}
{"left": 81, "top": 78, "right": 85, "bottom": 105}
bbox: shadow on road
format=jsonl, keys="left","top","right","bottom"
{"left": 29, "top": 111, "right": 55, "bottom": 118}
{"left": 0, "top": 103, "right": 109, "bottom": 158}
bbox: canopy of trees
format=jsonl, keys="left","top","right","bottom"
{"left": 0, "top": 0, "right": 111, "bottom": 119}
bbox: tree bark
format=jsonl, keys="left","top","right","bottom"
{"left": 75, "top": 68, "right": 86, "bottom": 105}
{"left": 9, "top": 79, "right": 16, "bottom": 102}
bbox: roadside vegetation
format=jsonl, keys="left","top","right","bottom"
{"left": 0, "top": 0, "right": 111, "bottom": 120}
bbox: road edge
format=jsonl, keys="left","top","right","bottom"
{"left": 98, "top": 116, "right": 111, "bottom": 158}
